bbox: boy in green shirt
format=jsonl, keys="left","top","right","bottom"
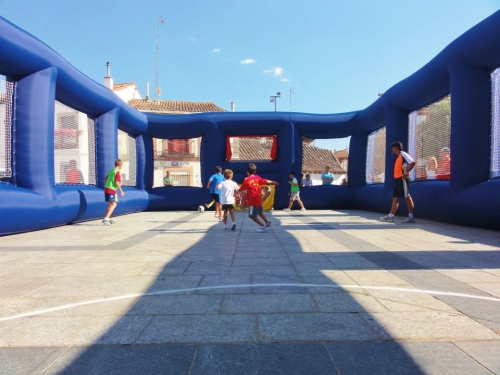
{"left": 283, "top": 171, "right": 306, "bottom": 212}
{"left": 102, "top": 159, "right": 125, "bottom": 226}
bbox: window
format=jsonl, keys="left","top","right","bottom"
{"left": 0, "top": 75, "right": 14, "bottom": 183}
{"left": 226, "top": 136, "right": 277, "bottom": 162}
{"left": 152, "top": 137, "right": 202, "bottom": 187}
{"left": 117, "top": 129, "right": 137, "bottom": 187}
{"left": 408, "top": 95, "right": 451, "bottom": 181}
{"left": 301, "top": 137, "right": 349, "bottom": 186}
{"left": 54, "top": 101, "right": 96, "bottom": 185}
{"left": 491, "top": 68, "right": 500, "bottom": 179}
{"left": 366, "top": 127, "right": 386, "bottom": 185}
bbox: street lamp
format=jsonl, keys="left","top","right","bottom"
{"left": 289, "top": 88, "right": 296, "bottom": 112}
{"left": 270, "top": 92, "right": 281, "bottom": 112}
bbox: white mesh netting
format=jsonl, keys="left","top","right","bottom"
{"left": 54, "top": 101, "right": 96, "bottom": 185}
{"left": 408, "top": 95, "right": 451, "bottom": 181}
{"left": 366, "top": 127, "right": 386, "bottom": 184}
{"left": 152, "top": 137, "right": 202, "bottom": 187}
{"left": 118, "top": 129, "right": 137, "bottom": 187}
{"left": 491, "top": 68, "right": 500, "bottom": 179}
{"left": 0, "top": 75, "right": 13, "bottom": 184}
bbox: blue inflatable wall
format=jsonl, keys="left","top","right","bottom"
{"left": 1, "top": 11, "right": 500, "bottom": 235}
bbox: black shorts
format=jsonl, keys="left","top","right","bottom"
{"left": 105, "top": 193, "right": 118, "bottom": 203}
{"left": 211, "top": 193, "right": 221, "bottom": 203}
{"left": 393, "top": 177, "right": 411, "bottom": 198}
{"left": 248, "top": 206, "right": 263, "bottom": 218}
{"left": 222, "top": 204, "right": 234, "bottom": 211}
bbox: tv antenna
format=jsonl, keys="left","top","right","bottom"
{"left": 155, "top": 17, "right": 166, "bottom": 99}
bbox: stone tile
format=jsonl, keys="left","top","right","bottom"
{"left": 288, "top": 253, "right": 330, "bottom": 263}
{"left": 327, "top": 341, "right": 491, "bottom": 375}
{"left": 46, "top": 263, "right": 151, "bottom": 277}
{"left": 126, "top": 295, "right": 222, "bottom": 315}
{"left": 259, "top": 313, "right": 379, "bottom": 342}
{"left": 366, "top": 288, "right": 457, "bottom": 313}
{"left": 192, "top": 343, "right": 336, "bottom": 375}
{"left": 137, "top": 314, "right": 257, "bottom": 343}
{"left": 197, "top": 275, "right": 252, "bottom": 294}
{"left": 0, "top": 277, "right": 61, "bottom": 298}
{"left": 0, "top": 347, "right": 69, "bottom": 375}
{"left": 362, "top": 311, "right": 499, "bottom": 340}
{"left": 453, "top": 341, "right": 500, "bottom": 374}
{"left": 314, "top": 292, "right": 388, "bottom": 313}
{"left": 233, "top": 257, "right": 291, "bottom": 266}
{"left": 326, "top": 255, "right": 380, "bottom": 270}
{"left": 293, "top": 262, "right": 338, "bottom": 276}
{"left": 230, "top": 265, "right": 297, "bottom": 276}
{"left": 184, "top": 261, "right": 231, "bottom": 275}
{"left": 138, "top": 261, "right": 191, "bottom": 276}
{"left": 235, "top": 251, "right": 287, "bottom": 259}
{"left": 251, "top": 274, "right": 306, "bottom": 294}
{"left": 45, "top": 344, "right": 196, "bottom": 375}
{"left": 222, "top": 294, "right": 317, "bottom": 314}
{"left": 344, "top": 270, "right": 411, "bottom": 286}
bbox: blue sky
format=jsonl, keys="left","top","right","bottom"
{"left": 1, "top": 0, "right": 499, "bottom": 150}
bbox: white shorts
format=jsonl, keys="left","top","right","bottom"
{"left": 290, "top": 191, "right": 300, "bottom": 201}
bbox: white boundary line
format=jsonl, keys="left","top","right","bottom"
{"left": 1, "top": 284, "right": 499, "bottom": 322}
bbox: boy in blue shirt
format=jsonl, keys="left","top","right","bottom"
{"left": 321, "top": 166, "right": 334, "bottom": 185}
{"left": 206, "top": 166, "right": 224, "bottom": 220}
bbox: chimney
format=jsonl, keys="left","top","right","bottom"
{"left": 103, "top": 62, "right": 114, "bottom": 90}
{"left": 230, "top": 102, "right": 235, "bottom": 112}
{"left": 146, "top": 82, "right": 150, "bottom": 100}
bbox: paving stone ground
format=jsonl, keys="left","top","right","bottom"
{"left": 0, "top": 209, "right": 499, "bottom": 374}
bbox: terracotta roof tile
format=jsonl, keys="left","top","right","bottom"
{"left": 302, "top": 143, "right": 345, "bottom": 174}
{"left": 237, "top": 139, "right": 345, "bottom": 174}
{"left": 238, "top": 138, "right": 274, "bottom": 161}
{"left": 334, "top": 148, "right": 349, "bottom": 160}
{"left": 128, "top": 99, "right": 226, "bottom": 113}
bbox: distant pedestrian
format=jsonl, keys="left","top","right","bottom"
{"left": 321, "top": 166, "right": 334, "bottom": 185}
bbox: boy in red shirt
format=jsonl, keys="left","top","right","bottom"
{"left": 237, "top": 163, "right": 279, "bottom": 233}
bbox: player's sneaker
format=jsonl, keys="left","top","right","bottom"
{"left": 224, "top": 226, "right": 228, "bottom": 230}
{"left": 300, "top": 208, "right": 306, "bottom": 212}
{"left": 283, "top": 208, "right": 291, "bottom": 212}
{"left": 215, "top": 213, "right": 220, "bottom": 218}
{"left": 380, "top": 215, "right": 394, "bottom": 223}
{"left": 231, "top": 223, "right": 236, "bottom": 231}
{"left": 256, "top": 226, "right": 269, "bottom": 233}
{"left": 265, "top": 221, "right": 272, "bottom": 228}
{"left": 109, "top": 219, "right": 115, "bottom": 225}
{"left": 102, "top": 219, "right": 111, "bottom": 226}
{"left": 401, "top": 217, "right": 416, "bottom": 224}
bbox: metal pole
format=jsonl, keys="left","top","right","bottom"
{"left": 155, "top": 18, "right": 166, "bottom": 99}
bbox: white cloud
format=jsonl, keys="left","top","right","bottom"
{"left": 241, "top": 58, "right": 256, "bottom": 65}
{"left": 213, "top": 48, "right": 221, "bottom": 52}
{"left": 281, "top": 78, "right": 290, "bottom": 82}
{"left": 263, "top": 66, "right": 284, "bottom": 77}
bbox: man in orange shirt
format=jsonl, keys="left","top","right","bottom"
{"left": 380, "top": 142, "right": 416, "bottom": 224}
{"left": 436, "top": 147, "right": 451, "bottom": 180}
{"left": 65, "top": 160, "right": 84, "bottom": 184}
{"left": 237, "top": 163, "right": 279, "bottom": 233}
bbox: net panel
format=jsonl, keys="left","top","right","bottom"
{"left": 366, "top": 127, "right": 386, "bottom": 184}
{"left": 118, "top": 129, "right": 137, "bottom": 187}
{"left": 408, "top": 95, "right": 451, "bottom": 181}
{"left": 0, "top": 76, "right": 14, "bottom": 184}
{"left": 152, "top": 137, "right": 202, "bottom": 187}
{"left": 491, "top": 68, "right": 500, "bottom": 179}
{"left": 301, "top": 137, "right": 349, "bottom": 186}
{"left": 54, "top": 100, "right": 96, "bottom": 185}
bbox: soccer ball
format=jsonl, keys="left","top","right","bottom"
{"left": 198, "top": 205, "right": 205, "bottom": 213}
